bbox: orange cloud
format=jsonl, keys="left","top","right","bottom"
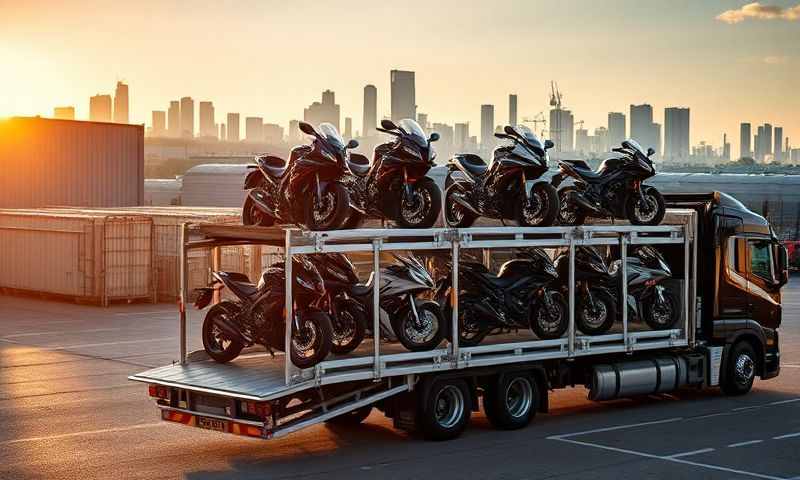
{"left": 716, "top": 2, "right": 800, "bottom": 23}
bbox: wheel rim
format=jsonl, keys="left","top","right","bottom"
{"left": 404, "top": 308, "right": 438, "bottom": 345}
{"left": 292, "top": 318, "right": 319, "bottom": 358}
{"left": 209, "top": 314, "right": 233, "bottom": 354}
{"left": 332, "top": 311, "right": 356, "bottom": 347}
{"left": 459, "top": 310, "right": 484, "bottom": 342}
{"left": 401, "top": 186, "right": 431, "bottom": 225}
{"left": 735, "top": 353, "right": 755, "bottom": 386}
{"left": 650, "top": 297, "right": 673, "bottom": 327}
{"left": 446, "top": 194, "right": 465, "bottom": 224}
{"left": 634, "top": 194, "right": 659, "bottom": 223}
{"left": 434, "top": 385, "right": 465, "bottom": 429}
{"left": 313, "top": 191, "right": 337, "bottom": 225}
{"left": 558, "top": 193, "right": 577, "bottom": 224}
{"left": 522, "top": 190, "right": 546, "bottom": 225}
{"left": 582, "top": 299, "right": 608, "bottom": 329}
{"left": 505, "top": 377, "right": 533, "bottom": 419}
{"left": 536, "top": 302, "right": 564, "bottom": 335}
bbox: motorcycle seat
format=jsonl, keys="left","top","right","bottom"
{"left": 216, "top": 271, "right": 259, "bottom": 299}
{"left": 257, "top": 155, "right": 287, "bottom": 178}
{"left": 349, "top": 283, "right": 372, "bottom": 297}
{"left": 453, "top": 154, "right": 488, "bottom": 177}
{"left": 561, "top": 160, "right": 603, "bottom": 181}
{"left": 482, "top": 272, "right": 519, "bottom": 288}
{"left": 347, "top": 153, "right": 371, "bottom": 176}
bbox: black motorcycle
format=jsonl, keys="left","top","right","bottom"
{"left": 314, "top": 253, "right": 445, "bottom": 353}
{"left": 553, "top": 139, "right": 665, "bottom": 226}
{"left": 242, "top": 122, "right": 357, "bottom": 230}
{"left": 444, "top": 125, "right": 559, "bottom": 227}
{"left": 340, "top": 119, "right": 442, "bottom": 229}
{"left": 552, "top": 246, "right": 617, "bottom": 335}
{"left": 194, "top": 256, "right": 334, "bottom": 369}
{"left": 435, "top": 248, "right": 568, "bottom": 346}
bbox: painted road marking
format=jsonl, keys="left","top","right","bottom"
{"left": 773, "top": 432, "right": 800, "bottom": 440}
{"left": 728, "top": 439, "right": 764, "bottom": 448}
{"left": 548, "top": 417, "right": 684, "bottom": 439}
{"left": 114, "top": 311, "right": 175, "bottom": 317}
{"left": 667, "top": 448, "right": 715, "bottom": 458}
{"left": 0, "top": 423, "right": 165, "bottom": 445}
{"left": 2, "top": 328, "right": 123, "bottom": 338}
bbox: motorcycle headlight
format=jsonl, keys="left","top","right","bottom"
{"left": 320, "top": 149, "right": 338, "bottom": 164}
{"left": 402, "top": 145, "right": 423, "bottom": 161}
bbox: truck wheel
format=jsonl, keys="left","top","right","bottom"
{"left": 721, "top": 341, "right": 757, "bottom": 396}
{"left": 327, "top": 406, "right": 372, "bottom": 426}
{"left": 418, "top": 379, "right": 471, "bottom": 441}
{"left": 483, "top": 373, "right": 537, "bottom": 430}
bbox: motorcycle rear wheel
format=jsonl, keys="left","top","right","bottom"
{"left": 202, "top": 302, "right": 245, "bottom": 363}
{"left": 556, "top": 186, "right": 587, "bottom": 226}
{"left": 444, "top": 187, "right": 478, "bottom": 228}
{"left": 242, "top": 196, "right": 276, "bottom": 227}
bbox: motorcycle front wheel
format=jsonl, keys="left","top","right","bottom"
{"left": 626, "top": 186, "right": 665, "bottom": 226}
{"left": 202, "top": 302, "right": 245, "bottom": 363}
{"left": 643, "top": 290, "right": 680, "bottom": 330}
{"left": 242, "top": 195, "right": 276, "bottom": 227}
{"left": 556, "top": 186, "right": 587, "bottom": 226}
{"left": 576, "top": 289, "right": 617, "bottom": 335}
{"left": 530, "top": 291, "right": 568, "bottom": 340}
{"left": 290, "top": 310, "right": 334, "bottom": 368}
{"left": 393, "top": 300, "right": 445, "bottom": 351}
{"left": 516, "top": 182, "right": 559, "bottom": 227}
{"left": 304, "top": 182, "right": 350, "bottom": 231}
{"left": 396, "top": 177, "right": 442, "bottom": 228}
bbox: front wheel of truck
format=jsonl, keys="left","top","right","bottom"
{"left": 721, "top": 341, "right": 757, "bottom": 396}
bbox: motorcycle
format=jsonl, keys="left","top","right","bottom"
{"left": 444, "top": 125, "right": 559, "bottom": 228}
{"left": 340, "top": 118, "right": 442, "bottom": 229}
{"left": 193, "top": 256, "right": 334, "bottom": 369}
{"left": 242, "top": 122, "right": 357, "bottom": 230}
{"left": 552, "top": 246, "right": 617, "bottom": 335}
{"left": 552, "top": 139, "right": 665, "bottom": 226}
{"left": 435, "top": 248, "right": 568, "bottom": 346}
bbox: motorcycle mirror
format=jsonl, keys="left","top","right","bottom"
{"left": 346, "top": 139, "right": 359, "bottom": 149}
{"left": 504, "top": 125, "right": 516, "bottom": 136}
{"left": 381, "top": 119, "right": 398, "bottom": 130}
{"left": 429, "top": 132, "right": 440, "bottom": 142}
{"left": 545, "top": 139, "right": 555, "bottom": 150}
{"left": 299, "top": 122, "right": 316, "bottom": 135}
{"left": 647, "top": 147, "right": 655, "bottom": 157}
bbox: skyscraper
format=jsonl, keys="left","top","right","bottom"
{"left": 363, "top": 84, "right": 377, "bottom": 137}
{"left": 509, "top": 94, "right": 518, "bottom": 127}
{"left": 263, "top": 123, "right": 283, "bottom": 144}
{"left": 227, "top": 113, "right": 240, "bottom": 142}
{"left": 549, "top": 108, "right": 574, "bottom": 152}
{"left": 740, "top": 123, "right": 751, "bottom": 159}
{"left": 53, "top": 106, "right": 75, "bottom": 120}
{"left": 764, "top": 124, "right": 773, "bottom": 159}
{"left": 304, "top": 90, "right": 340, "bottom": 130}
{"left": 113, "top": 81, "right": 129, "bottom": 124}
{"left": 454, "top": 123, "right": 469, "bottom": 150}
{"left": 575, "top": 127, "right": 590, "bottom": 153}
{"left": 722, "top": 133, "right": 731, "bottom": 161}
{"left": 168, "top": 101, "right": 180, "bottom": 138}
{"left": 220, "top": 123, "right": 226, "bottom": 142}
{"left": 89, "top": 94, "right": 112, "bottom": 122}
{"left": 755, "top": 125, "right": 765, "bottom": 161}
{"left": 664, "top": 107, "right": 690, "bottom": 163}
{"left": 344, "top": 117, "right": 352, "bottom": 138}
{"left": 630, "top": 104, "right": 659, "bottom": 157}
{"left": 198, "top": 101, "right": 216, "bottom": 138}
{"left": 390, "top": 70, "right": 416, "bottom": 122}
{"left": 180, "top": 97, "right": 194, "bottom": 138}
{"left": 607, "top": 112, "right": 626, "bottom": 148}
{"left": 774, "top": 126, "right": 783, "bottom": 162}
{"left": 288, "top": 120, "right": 302, "bottom": 143}
{"left": 480, "top": 104, "right": 495, "bottom": 150}
{"left": 151, "top": 110, "right": 166, "bottom": 137}
{"left": 245, "top": 117, "right": 263, "bottom": 142}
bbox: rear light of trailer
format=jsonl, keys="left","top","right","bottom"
{"left": 148, "top": 384, "right": 170, "bottom": 400}
{"left": 240, "top": 400, "right": 272, "bottom": 419}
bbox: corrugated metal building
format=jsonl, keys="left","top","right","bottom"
{"left": 180, "top": 164, "right": 248, "bottom": 207}
{"left": 0, "top": 117, "right": 144, "bottom": 208}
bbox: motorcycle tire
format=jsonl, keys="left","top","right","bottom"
{"left": 242, "top": 195, "right": 276, "bottom": 227}
{"left": 202, "top": 302, "right": 245, "bottom": 363}
{"left": 626, "top": 186, "right": 665, "bottom": 226}
{"left": 444, "top": 303, "right": 490, "bottom": 347}
{"left": 395, "top": 177, "right": 442, "bottom": 228}
{"left": 530, "top": 291, "right": 569, "bottom": 340}
{"left": 444, "top": 186, "right": 478, "bottom": 228}
{"left": 393, "top": 300, "right": 445, "bottom": 351}
{"left": 516, "top": 182, "right": 559, "bottom": 227}
{"left": 556, "top": 186, "right": 587, "bottom": 226}
{"left": 643, "top": 289, "right": 680, "bottom": 330}
{"left": 290, "top": 310, "right": 334, "bottom": 369}
{"left": 330, "top": 297, "right": 366, "bottom": 355}
{"left": 340, "top": 208, "right": 366, "bottom": 229}
{"left": 576, "top": 289, "right": 617, "bottom": 335}
{"left": 304, "top": 182, "right": 350, "bottom": 231}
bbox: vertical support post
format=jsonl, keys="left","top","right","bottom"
{"left": 482, "top": 248, "right": 491, "bottom": 270}
{"left": 284, "top": 230, "right": 293, "bottom": 385}
{"left": 211, "top": 246, "right": 222, "bottom": 305}
{"left": 249, "top": 245, "right": 262, "bottom": 282}
{"left": 621, "top": 234, "right": 629, "bottom": 350}
{"left": 691, "top": 214, "right": 698, "bottom": 346}
{"left": 451, "top": 239, "right": 460, "bottom": 364}
{"left": 372, "top": 239, "right": 381, "bottom": 379}
{"left": 683, "top": 224, "right": 690, "bottom": 343}
{"left": 179, "top": 223, "right": 188, "bottom": 365}
{"left": 567, "top": 236, "right": 575, "bottom": 356}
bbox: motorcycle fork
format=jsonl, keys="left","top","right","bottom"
{"left": 402, "top": 167, "right": 414, "bottom": 201}
{"left": 408, "top": 295, "right": 422, "bottom": 328}
{"left": 314, "top": 173, "right": 322, "bottom": 208}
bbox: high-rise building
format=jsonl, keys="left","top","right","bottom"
{"left": 245, "top": 117, "right": 263, "bottom": 142}
{"left": 363, "top": 85, "right": 377, "bottom": 137}
{"left": 480, "top": 105, "right": 495, "bottom": 150}
{"left": 53, "top": 106, "right": 75, "bottom": 120}
{"left": 304, "top": 90, "right": 340, "bottom": 130}
{"left": 113, "top": 81, "right": 129, "bottom": 124}
{"left": 630, "top": 104, "right": 659, "bottom": 158}
{"left": 263, "top": 123, "right": 284, "bottom": 144}
{"left": 575, "top": 128, "right": 590, "bottom": 153}
{"left": 594, "top": 127, "right": 609, "bottom": 154}
{"left": 151, "top": 111, "right": 166, "bottom": 137}
{"left": 89, "top": 94, "right": 112, "bottom": 122}
{"left": 755, "top": 125, "right": 765, "bottom": 161}
{"left": 390, "top": 70, "right": 416, "bottom": 122}
{"left": 664, "top": 107, "right": 690, "bottom": 163}
{"left": 549, "top": 108, "right": 574, "bottom": 152}
{"left": 180, "top": 97, "right": 194, "bottom": 138}
{"left": 432, "top": 122, "right": 454, "bottom": 158}
{"left": 227, "top": 113, "right": 240, "bottom": 142}
{"left": 344, "top": 117, "right": 353, "bottom": 138}
{"left": 774, "top": 127, "right": 783, "bottom": 162}
{"left": 509, "top": 94, "right": 518, "bottom": 127}
{"left": 167, "top": 101, "right": 180, "bottom": 138}
{"left": 764, "top": 124, "right": 773, "bottom": 158}
{"left": 792, "top": 148, "right": 800, "bottom": 164}
{"left": 454, "top": 123, "right": 469, "bottom": 150}
{"left": 417, "top": 113, "right": 428, "bottom": 129}
{"left": 198, "top": 101, "right": 216, "bottom": 138}
{"left": 607, "top": 112, "right": 626, "bottom": 148}
{"left": 740, "top": 123, "right": 751, "bottom": 159}
{"left": 220, "top": 123, "right": 226, "bottom": 142}
{"left": 288, "top": 120, "right": 302, "bottom": 143}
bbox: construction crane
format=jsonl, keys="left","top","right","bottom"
{"left": 522, "top": 112, "right": 547, "bottom": 138}
{"left": 575, "top": 120, "right": 585, "bottom": 131}
{"left": 550, "top": 81, "right": 562, "bottom": 110}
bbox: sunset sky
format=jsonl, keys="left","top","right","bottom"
{"left": 1, "top": 0, "right": 798, "bottom": 157}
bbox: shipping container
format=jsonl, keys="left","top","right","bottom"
{"left": 0, "top": 117, "right": 144, "bottom": 208}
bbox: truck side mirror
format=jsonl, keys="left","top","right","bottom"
{"left": 777, "top": 244, "right": 789, "bottom": 286}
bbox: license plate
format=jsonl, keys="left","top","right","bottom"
{"left": 197, "top": 416, "right": 227, "bottom": 432}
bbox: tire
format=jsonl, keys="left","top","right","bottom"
{"left": 394, "top": 300, "right": 445, "bottom": 351}
{"left": 326, "top": 406, "right": 372, "bottom": 426}
{"left": 530, "top": 291, "right": 568, "bottom": 340}
{"left": 304, "top": 182, "right": 350, "bottom": 231}
{"left": 242, "top": 195, "right": 275, "bottom": 227}
{"left": 444, "top": 186, "right": 478, "bottom": 228}
{"left": 202, "top": 302, "right": 245, "bottom": 363}
{"left": 516, "top": 182, "right": 559, "bottom": 227}
{"left": 290, "top": 310, "right": 334, "bottom": 369}
{"left": 340, "top": 208, "right": 366, "bottom": 229}
{"left": 576, "top": 289, "right": 617, "bottom": 335}
{"left": 483, "top": 373, "right": 538, "bottom": 430}
{"left": 557, "top": 186, "right": 587, "bottom": 226}
{"left": 445, "top": 302, "right": 490, "bottom": 347}
{"left": 330, "top": 297, "right": 366, "bottom": 355}
{"left": 643, "top": 289, "right": 680, "bottom": 330}
{"left": 721, "top": 341, "right": 757, "bottom": 396}
{"left": 396, "top": 177, "right": 442, "bottom": 228}
{"left": 626, "top": 186, "right": 665, "bottom": 226}
{"left": 418, "top": 379, "right": 471, "bottom": 441}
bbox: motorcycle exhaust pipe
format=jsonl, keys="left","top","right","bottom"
{"left": 214, "top": 316, "right": 249, "bottom": 344}
{"left": 248, "top": 190, "right": 277, "bottom": 217}
{"left": 450, "top": 191, "right": 481, "bottom": 216}
{"left": 568, "top": 190, "right": 606, "bottom": 216}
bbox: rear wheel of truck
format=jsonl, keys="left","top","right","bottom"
{"left": 418, "top": 379, "right": 471, "bottom": 441}
{"left": 483, "top": 372, "right": 537, "bottom": 430}
{"left": 326, "top": 406, "right": 372, "bottom": 426}
{"left": 721, "top": 341, "right": 757, "bottom": 396}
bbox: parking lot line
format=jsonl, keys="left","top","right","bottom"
{"left": 0, "top": 423, "right": 165, "bottom": 445}
{"left": 728, "top": 439, "right": 764, "bottom": 448}
{"left": 546, "top": 417, "right": 684, "bottom": 439}
{"left": 667, "top": 448, "right": 715, "bottom": 458}
{"left": 773, "top": 432, "right": 800, "bottom": 440}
